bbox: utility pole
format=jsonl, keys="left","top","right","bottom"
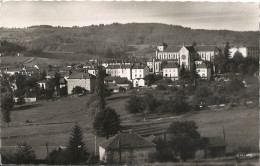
{"left": 94, "top": 135, "right": 97, "bottom": 156}
{"left": 46, "top": 142, "right": 49, "bottom": 157}
{"left": 118, "top": 135, "right": 121, "bottom": 165}
{"left": 223, "top": 126, "right": 226, "bottom": 141}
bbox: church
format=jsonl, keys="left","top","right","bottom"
{"left": 147, "top": 43, "right": 221, "bottom": 75}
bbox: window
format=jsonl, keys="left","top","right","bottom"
{"left": 139, "top": 74, "right": 141, "bottom": 78}
{"left": 166, "top": 69, "right": 167, "bottom": 72}
{"left": 135, "top": 74, "right": 137, "bottom": 77}
{"left": 165, "top": 74, "right": 167, "bottom": 77}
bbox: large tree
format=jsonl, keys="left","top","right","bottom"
{"left": 167, "top": 121, "right": 201, "bottom": 161}
{"left": 125, "top": 95, "right": 144, "bottom": 115}
{"left": 93, "top": 107, "right": 121, "bottom": 139}
{"left": 1, "top": 94, "right": 15, "bottom": 126}
{"left": 15, "top": 142, "right": 36, "bottom": 164}
{"left": 67, "top": 123, "right": 89, "bottom": 164}
{"left": 84, "top": 66, "right": 106, "bottom": 122}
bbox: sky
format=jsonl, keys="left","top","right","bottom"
{"left": 0, "top": 1, "right": 259, "bottom": 31}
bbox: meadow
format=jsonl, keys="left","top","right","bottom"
{"left": 1, "top": 92, "right": 258, "bottom": 161}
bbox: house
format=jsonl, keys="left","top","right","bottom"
{"left": 133, "top": 78, "right": 146, "bottom": 88}
{"left": 87, "top": 66, "right": 99, "bottom": 76}
{"left": 162, "top": 63, "right": 179, "bottom": 81}
{"left": 67, "top": 72, "right": 96, "bottom": 94}
{"left": 46, "top": 71, "right": 56, "bottom": 79}
{"left": 229, "top": 47, "right": 247, "bottom": 58}
{"left": 106, "top": 65, "right": 133, "bottom": 81}
{"left": 104, "top": 76, "right": 117, "bottom": 84}
{"left": 203, "top": 136, "right": 226, "bottom": 158}
{"left": 3, "top": 68, "right": 20, "bottom": 75}
{"left": 36, "top": 80, "right": 46, "bottom": 89}
{"left": 59, "top": 78, "right": 67, "bottom": 88}
{"left": 195, "top": 45, "right": 222, "bottom": 62}
{"left": 115, "top": 77, "right": 130, "bottom": 90}
{"left": 196, "top": 63, "right": 211, "bottom": 80}
{"left": 102, "top": 59, "right": 133, "bottom": 68}
{"left": 99, "top": 132, "right": 156, "bottom": 164}
{"left": 131, "top": 64, "right": 149, "bottom": 80}
{"left": 107, "top": 85, "right": 121, "bottom": 93}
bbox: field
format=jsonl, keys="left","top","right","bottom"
{"left": 1, "top": 92, "right": 259, "bottom": 161}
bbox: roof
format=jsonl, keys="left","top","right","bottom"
{"left": 59, "top": 78, "right": 66, "bottom": 84}
{"left": 104, "top": 76, "right": 117, "bottom": 81}
{"left": 132, "top": 65, "right": 148, "bottom": 69}
{"left": 195, "top": 46, "right": 220, "bottom": 52}
{"left": 163, "top": 46, "right": 181, "bottom": 52}
{"left": 68, "top": 72, "right": 93, "bottom": 79}
{"left": 99, "top": 132, "right": 156, "bottom": 150}
{"left": 107, "top": 85, "right": 120, "bottom": 90}
{"left": 197, "top": 63, "right": 208, "bottom": 69}
{"left": 205, "top": 136, "right": 226, "bottom": 148}
{"left": 163, "top": 63, "right": 178, "bottom": 69}
{"left": 106, "top": 65, "right": 132, "bottom": 69}
{"left": 36, "top": 80, "right": 46, "bottom": 84}
{"left": 59, "top": 71, "right": 70, "bottom": 77}
{"left": 185, "top": 46, "right": 196, "bottom": 53}
{"left": 115, "top": 77, "right": 128, "bottom": 84}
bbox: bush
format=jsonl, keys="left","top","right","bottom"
{"left": 156, "top": 84, "right": 168, "bottom": 91}
{"left": 72, "top": 86, "right": 87, "bottom": 95}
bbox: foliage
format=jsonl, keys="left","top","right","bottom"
{"left": 72, "top": 86, "right": 87, "bottom": 95}
{"left": 144, "top": 74, "right": 163, "bottom": 86}
{"left": 167, "top": 121, "right": 201, "bottom": 161}
{"left": 143, "top": 92, "right": 159, "bottom": 113}
{"left": 1, "top": 94, "right": 15, "bottom": 125}
{"left": 125, "top": 95, "right": 144, "bottom": 115}
{"left": 226, "top": 78, "right": 245, "bottom": 95}
{"left": 15, "top": 142, "right": 36, "bottom": 164}
{"left": 67, "top": 123, "right": 89, "bottom": 164}
{"left": 0, "top": 40, "right": 26, "bottom": 56}
{"left": 156, "top": 84, "right": 168, "bottom": 91}
{"left": 148, "top": 138, "right": 179, "bottom": 163}
{"left": 16, "top": 96, "right": 26, "bottom": 106}
{"left": 93, "top": 107, "right": 121, "bottom": 139}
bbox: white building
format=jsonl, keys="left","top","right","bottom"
{"left": 229, "top": 47, "right": 247, "bottom": 58}
{"left": 131, "top": 65, "right": 149, "bottom": 80}
{"left": 195, "top": 45, "right": 222, "bottom": 61}
{"left": 162, "top": 63, "right": 179, "bottom": 81}
{"left": 106, "top": 65, "right": 133, "bottom": 81}
{"left": 133, "top": 78, "right": 146, "bottom": 87}
{"left": 196, "top": 63, "right": 211, "bottom": 80}
{"left": 67, "top": 72, "right": 96, "bottom": 94}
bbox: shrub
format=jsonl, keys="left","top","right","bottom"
{"left": 72, "top": 86, "right": 87, "bottom": 95}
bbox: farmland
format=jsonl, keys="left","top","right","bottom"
{"left": 1, "top": 92, "right": 258, "bottom": 161}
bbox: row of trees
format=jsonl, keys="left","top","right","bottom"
{"left": 125, "top": 89, "right": 192, "bottom": 115}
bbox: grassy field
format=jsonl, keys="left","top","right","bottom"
{"left": 1, "top": 92, "right": 259, "bottom": 161}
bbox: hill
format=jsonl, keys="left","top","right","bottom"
{"left": 0, "top": 23, "right": 258, "bottom": 58}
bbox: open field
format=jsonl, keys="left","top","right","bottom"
{"left": 1, "top": 93, "right": 259, "bottom": 161}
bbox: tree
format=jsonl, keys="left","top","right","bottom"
{"left": 189, "top": 62, "right": 199, "bottom": 86}
{"left": 72, "top": 86, "right": 87, "bottom": 95}
{"left": 15, "top": 142, "right": 36, "bottom": 164}
{"left": 40, "top": 70, "right": 47, "bottom": 80}
{"left": 93, "top": 107, "right": 121, "bottom": 139}
{"left": 223, "top": 41, "right": 231, "bottom": 60}
{"left": 180, "top": 64, "right": 186, "bottom": 80}
{"left": 238, "top": 63, "right": 247, "bottom": 75}
{"left": 167, "top": 121, "right": 201, "bottom": 161}
{"left": 233, "top": 51, "right": 244, "bottom": 65}
{"left": 1, "top": 94, "right": 15, "bottom": 126}
{"left": 125, "top": 95, "right": 144, "bottom": 115}
{"left": 143, "top": 92, "right": 159, "bottom": 114}
{"left": 226, "top": 78, "right": 245, "bottom": 95}
{"left": 67, "top": 123, "right": 89, "bottom": 164}
{"left": 15, "top": 73, "right": 26, "bottom": 95}
{"left": 84, "top": 67, "right": 106, "bottom": 122}
{"left": 16, "top": 96, "right": 26, "bottom": 106}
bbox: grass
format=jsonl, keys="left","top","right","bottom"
{"left": 1, "top": 92, "right": 259, "bottom": 160}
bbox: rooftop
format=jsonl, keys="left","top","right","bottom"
{"left": 163, "top": 63, "right": 178, "bottom": 69}
{"left": 68, "top": 72, "right": 94, "bottom": 79}
{"left": 99, "top": 132, "right": 156, "bottom": 150}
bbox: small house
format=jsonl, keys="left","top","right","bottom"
{"left": 99, "top": 132, "right": 156, "bottom": 164}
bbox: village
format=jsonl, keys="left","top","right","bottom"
{"left": 0, "top": 40, "right": 259, "bottom": 165}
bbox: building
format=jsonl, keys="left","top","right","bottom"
{"left": 150, "top": 43, "right": 198, "bottom": 74}
{"left": 36, "top": 80, "right": 47, "bottom": 89}
{"left": 203, "top": 137, "right": 226, "bottom": 158}
{"left": 87, "top": 66, "right": 99, "bottom": 76}
{"left": 162, "top": 63, "right": 179, "bottom": 81}
{"left": 133, "top": 78, "right": 146, "bottom": 87}
{"left": 66, "top": 72, "right": 96, "bottom": 94}
{"left": 106, "top": 65, "right": 133, "bottom": 81}
{"left": 196, "top": 63, "right": 211, "bottom": 80}
{"left": 195, "top": 45, "right": 222, "bottom": 61}
{"left": 229, "top": 47, "right": 247, "bottom": 58}
{"left": 131, "top": 64, "right": 149, "bottom": 80}
{"left": 102, "top": 59, "right": 133, "bottom": 68}
{"left": 99, "top": 132, "right": 156, "bottom": 164}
